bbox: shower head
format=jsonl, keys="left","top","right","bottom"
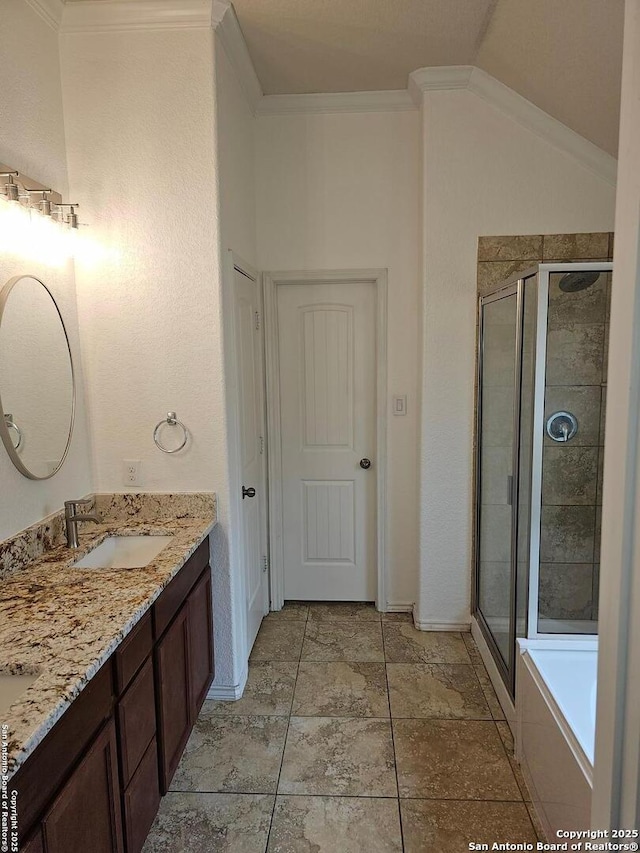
{"left": 558, "top": 271, "right": 601, "bottom": 293}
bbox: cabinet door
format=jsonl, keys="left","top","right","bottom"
{"left": 188, "top": 568, "right": 214, "bottom": 717}
{"left": 155, "top": 605, "right": 191, "bottom": 793}
{"left": 42, "top": 719, "right": 123, "bottom": 853}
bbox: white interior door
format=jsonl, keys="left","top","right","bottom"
{"left": 277, "top": 281, "right": 377, "bottom": 601}
{"left": 233, "top": 266, "right": 269, "bottom": 652}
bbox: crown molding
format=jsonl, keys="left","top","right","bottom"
{"left": 257, "top": 89, "right": 415, "bottom": 117}
{"left": 212, "top": 1, "right": 263, "bottom": 114}
{"left": 467, "top": 68, "right": 617, "bottom": 186}
{"left": 408, "top": 65, "right": 472, "bottom": 106}
{"left": 38, "top": 2, "right": 617, "bottom": 185}
{"left": 409, "top": 65, "right": 616, "bottom": 185}
{"left": 60, "top": 0, "right": 214, "bottom": 33}
{"left": 25, "top": 0, "right": 64, "bottom": 30}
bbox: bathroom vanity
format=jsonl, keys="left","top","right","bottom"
{"left": 0, "top": 494, "right": 217, "bottom": 853}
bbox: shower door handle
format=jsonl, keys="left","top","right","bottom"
{"left": 507, "top": 475, "right": 514, "bottom": 506}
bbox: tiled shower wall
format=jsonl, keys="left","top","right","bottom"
{"left": 477, "top": 232, "right": 613, "bottom": 626}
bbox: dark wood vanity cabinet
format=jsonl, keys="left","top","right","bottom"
{"left": 13, "top": 540, "right": 214, "bottom": 853}
{"left": 155, "top": 543, "right": 215, "bottom": 793}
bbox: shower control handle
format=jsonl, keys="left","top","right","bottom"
{"left": 546, "top": 411, "right": 578, "bottom": 443}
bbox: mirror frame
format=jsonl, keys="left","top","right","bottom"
{"left": 0, "top": 274, "right": 76, "bottom": 480}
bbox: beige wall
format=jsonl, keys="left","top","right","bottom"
{"left": 60, "top": 27, "right": 245, "bottom": 688}
{"left": 418, "top": 87, "right": 617, "bottom": 628}
{"left": 255, "top": 109, "right": 422, "bottom": 608}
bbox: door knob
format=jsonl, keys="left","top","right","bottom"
{"left": 242, "top": 486, "right": 256, "bottom": 499}
{"left": 359, "top": 458, "right": 372, "bottom": 470}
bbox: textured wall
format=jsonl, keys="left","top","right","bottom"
{"left": 0, "top": 1, "right": 93, "bottom": 541}
{"left": 418, "top": 87, "right": 617, "bottom": 628}
{"left": 60, "top": 27, "right": 242, "bottom": 687}
{"left": 255, "top": 109, "right": 422, "bottom": 607}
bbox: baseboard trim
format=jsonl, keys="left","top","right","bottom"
{"left": 385, "top": 602, "right": 414, "bottom": 613}
{"left": 413, "top": 609, "right": 471, "bottom": 632}
{"left": 206, "top": 663, "right": 248, "bottom": 701}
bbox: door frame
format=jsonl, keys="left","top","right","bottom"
{"left": 263, "top": 268, "right": 388, "bottom": 611}
{"left": 221, "top": 249, "right": 269, "bottom": 672}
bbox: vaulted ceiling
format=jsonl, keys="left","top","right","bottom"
{"left": 231, "top": 0, "right": 497, "bottom": 93}
{"left": 476, "top": 0, "right": 623, "bottom": 155}
{"left": 64, "top": 0, "right": 625, "bottom": 155}
{"left": 231, "top": 0, "right": 623, "bottom": 155}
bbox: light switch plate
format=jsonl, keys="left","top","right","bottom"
{"left": 393, "top": 395, "right": 407, "bottom": 416}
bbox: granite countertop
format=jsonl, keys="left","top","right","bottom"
{"left": 0, "top": 493, "right": 217, "bottom": 779}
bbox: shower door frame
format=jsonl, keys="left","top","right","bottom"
{"left": 474, "top": 275, "right": 529, "bottom": 696}
{"left": 527, "top": 262, "right": 613, "bottom": 642}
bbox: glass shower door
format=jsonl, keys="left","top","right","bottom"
{"left": 476, "top": 287, "right": 520, "bottom": 680}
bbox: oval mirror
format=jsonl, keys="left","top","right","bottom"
{"left": 0, "top": 275, "right": 75, "bottom": 480}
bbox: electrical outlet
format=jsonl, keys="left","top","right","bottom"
{"left": 123, "top": 459, "right": 141, "bottom": 486}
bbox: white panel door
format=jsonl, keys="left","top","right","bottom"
{"left": 277, "top": 282, "right": 377, "bottom": 601}
{"left": 233, "top": 267, "right": 269, "bottom": 652}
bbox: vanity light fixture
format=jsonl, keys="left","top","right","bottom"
{"left": 0, "top": 162, "right": 80, "bottom": 228}
{"left": 0, "top": 172, "right": 20, "bottom": 202}
{"left": 27, "top": 189, "right": 54, "bottom": 217}
{"left": 57, "top": 204, "right": 80, "bottom": 229}
{"left": 0, "top": 163, "right": 106, "bottom": 265}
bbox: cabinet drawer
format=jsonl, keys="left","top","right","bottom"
{"left": 117, "top": 657, "right": 156, "bottom": 787}
{"left": 123, "top": 737, "right": 161, "bottom": 853}
{"left": 153, "top": 539, "right": 209, "bottom": 638}
{"left": 114, "top": 612, "right": 153, "bottom": 695}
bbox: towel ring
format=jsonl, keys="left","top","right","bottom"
{"left": 4, "top": 414, "right": 23, "bottom": 450}
{"left": 153, "top": 412, "right": 189, "bottom": 454}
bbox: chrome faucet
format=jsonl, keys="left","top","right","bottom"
{"left": 64, "top": 499, "right": 101, "bottom": 549}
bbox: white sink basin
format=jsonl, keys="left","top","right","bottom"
{"left": 72, "top": 535, "right": 173, "bottom": 569}
{"left": 0, "top": 672, "right": 39, "bottom": 717}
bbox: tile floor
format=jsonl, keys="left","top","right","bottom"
{"left": 143, "top": 603, "right": 545, "bottom": 853}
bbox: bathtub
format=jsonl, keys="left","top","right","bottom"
{"left": 516, "top": 641, "right": 597, "bottom": 839}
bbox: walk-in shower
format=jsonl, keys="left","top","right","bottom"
{"left": 474, "top": 262, "right": 612, "bottom": 695}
